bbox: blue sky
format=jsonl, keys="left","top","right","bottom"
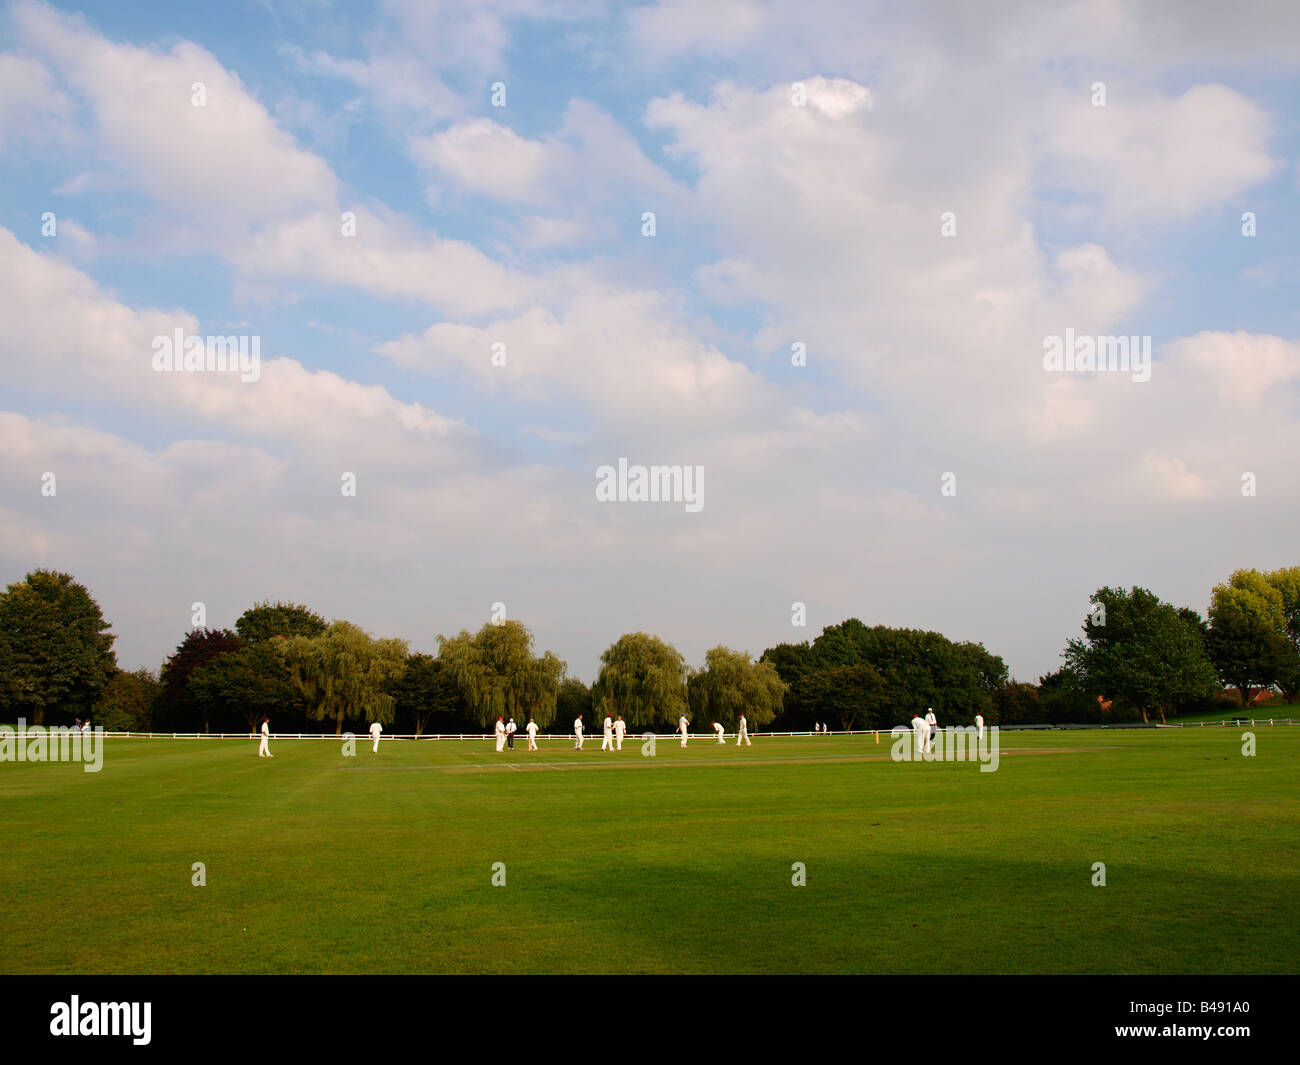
{"left": 2, "top": 0, "right": 1298, "bottom": 685}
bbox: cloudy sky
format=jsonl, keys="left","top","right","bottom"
{"left": 2, "top": 0, "right": 1298, "bottom": 684}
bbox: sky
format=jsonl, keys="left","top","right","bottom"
{"left": 1, "top": 0, "right": 1298, "bottom": 684}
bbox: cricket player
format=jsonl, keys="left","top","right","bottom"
{"left": 369, "top": 720, "right": 382, "bottom": 753}
{"left": 259, "top": 717, "right": 273, "bottom": 758}
{"left": 975, "top": 713, "right": 985, "bottom": 741}
{"left": 574, "top": 714, "right": 585, "bottom": 750}
{"left": 526, "top": 717, "right": 539, "bottom": 751}
{"left": 679, "top": 714, "right": 690, "bottom": 747}
{"left": 911, "top": 712, "right": 928, "bottom": 757}
{"left": 506, "top": 717, "right": 517, "bottom": 749}
{"left": 736, "top": 713, "right": 751, "bottom": 746}
{"left": 613, "top": 715, "right": 626, "bottom": 750}
{"left": 713, "top": 721, "right": 725, "bottom": 744}
{"left": 601, "top": 714, "right": 614, "bottom": 751}
{"left": 494, "top": 717, "right": 506, "bottom": 753}
{"left": 925, "top": 708, "right": 938, "bottom": 753}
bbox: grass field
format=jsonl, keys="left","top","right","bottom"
{"left": 2, "top": 727, "right": 1298, "bottom": 974}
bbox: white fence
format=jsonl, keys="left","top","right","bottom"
{"left": 45, "top": 717, "right": 1299, "bottom": 742}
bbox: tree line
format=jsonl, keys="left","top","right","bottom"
{"left": 1, "top": 566, "right": 1297, "bottom": 734}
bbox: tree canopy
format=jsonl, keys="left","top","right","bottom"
{"left": 0, "top": 569, "right": 117, "bottom": 725}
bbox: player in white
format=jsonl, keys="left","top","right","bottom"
{"left": 573, "top": 714, "right": 585, "bottom": 750}
{"left": 679, "top": 714, "right": 690, "bottom": 747}
{"left": 736, "top": 713, "right": 751, "bottom": 746}
{"left": 506, "top": 717, "right": 517, "bottom": 750}
{"left": 924, "top": 708, "right": 937, "bottom": 754}
{"left": 975, "top": 712, "right": 985, "bottom": 741}
{"left": 713, "top": 721, "right": 725, "bottom": 744}
{"left": 613, "top": 715, "right": 626, "bottom": 750}
{"left": 494, "top": 717, "right": 506, "bottom": 753}
{"left": 258, "top": 717, "right": 272, "bottom": 758}
{"left": 526, "top": 717, "right": 539, "bottom": 751}
{"left": 911, "top": 712, "right": 928, "bottom": 757}
{"left": 369, "top": 720, "right": 382, "bottom": 753}
{"left": 602, "top": 714, "right": 614, "bottom": 751}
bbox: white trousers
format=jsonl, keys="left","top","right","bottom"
{"left": 615, "top": 734, "right": 623, "bottom": 749}
{"left": 372, "top": 737, "right": 380, "bottom": 753}
{"left": 716, "top": 733, "right": 725, "bottom": 744}
{"left": 737, "top": 729, "right": 750, "bottom": 746}
{"left": 602, "top": 732, "right": 613, "bottom": 750}
{"left": 575, "top": 733, "right": 584, "bottom": 749}
{"left": 528, "top": 735, "right": 537, "bottom": 750}
{"left": 680, "top": 729, "right": 688, "bottom": 747}
{"left": 258, "top": 736, "right": 270, "bottom": 757}
{"left": 495, "top": 734, "right": 505, "bottom": 752}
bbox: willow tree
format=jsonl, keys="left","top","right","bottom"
{"left": 591, "top": 632, "right": 688, "bottom": 728}
{"left": 436, "top": 619, "right": 565, "bottom": 728}
{"left": 688, "top": 646, "right": 787, "bottom": 729}
{"left": 279, "top": 620, "right": 408, "bottom": 735}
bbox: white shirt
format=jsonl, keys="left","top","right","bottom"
{"left": 925, "top": 712, "right": 937, "bottom": 729}
{"left": 679, "top": 717, "right": 688, "bottom": 731}
{"left": 507, "top": 721, "right": 516, "bottom": 734}
{"left": 911, "top": 717, "right": 924, "bottom": 731}
{"left": 261, "top": 721, "right": 269, "bottom": 736}
{"left": 976, "top": 715, "right": 984, "bottom": 726}
{"left": 495, "top": 720, "right": 506, "bottom": 734}
{"left": 613, "top": 719, "right": 625, "bottom": 735}
{"left": 738, "top": 717, "right": 747, "bottom": 731}
{"left": 713, "top": 723, "right": 724, "bottom": 735}
{"left": 526, "top": 721, "right": 538, "bottom": 736}
{"left": 370, "top": 722, "right": 382, "bottom": 738}
{"left": 603, "top": 717, "right": 613, "bottom": 733}
{"left": 574, "top": 718, "right": 584, "bottom": 734}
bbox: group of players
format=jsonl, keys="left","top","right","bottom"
{"left": 481, "top": 712, "right": 757, "bottom": 751}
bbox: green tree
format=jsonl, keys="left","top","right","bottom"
{"left": 1206, "top": 607, "right": 1293, "bottom": 708}
{"left": 235, "top": 601, "right": 327, "bottom": 644}
{"left": 688, "top": 646, "right": 786, "bottom": 729}
{"left": 1064, "top": 586, "right": 1218, "bottom": 723}
{"left": 93, "top": 668, "right": 161, "bottom": 731}
{"left": 158, "top": 628, "right": 243, "bottom": 732}
{"left": 1264, "top": 567, "right": 1300, "bottom": 699}
{"left": 0, "top": 570, "right": 117, "bottom": 725}
{"left": 280, "top": 621, "right": 409, "bottom": 735}
{"left": 556, "top": 677, "right": 593, "bottom": 731}
{"left": 190, "top": 642, "right": 308, "bottom": 731}
{"left": 390, "top": 653, "right": 464, "bottom": 736}
{"left": 591, "top": 632, "right": 688, "bottom": 728}
{"left": 800, "top": 662, "right": 886, "bottom": 730}
{"left": 436, "top": 620, "right": 565, "bottom": 729}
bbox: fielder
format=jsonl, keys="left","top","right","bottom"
{"left": 910, "top": 712, "right": 928, "bottom": 757}
{"left": 602, "top": 714, "right": 614, "bottom": 751}
{"left": 924, "top": 708, "right": 938, "bottom": 753}
{"left": 736, "top": 713, "right": 751, "bottom": 746}
{"left": 494, "top": 717, "right": 506, "bottom": 753}
{"left": 258, "top": 717, "right": 273, "bottom": 758}
{"left": 526, "top": 717, "right": 539, "bottom": 751}
{"left": 574, "top": 714, "right": 585, "bottom": 750}
{"left": 975, "top": 712, "right": 985, "bottom": 741}
{"left": 369, "top": 720, "right": 382, "bottom": 753}
{"left": 613, "top": 715, "right": 626, "bottom": 750}
{"left": 713, "top": 721, "right": 725, "bottom": 744}
{"left": 679, "top": 714, "right": 690, "bottom": 747}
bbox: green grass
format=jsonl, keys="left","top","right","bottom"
{"left": 1173, "top": 703, "right": 1298, "bottom": 723}
{"left": 2, "top": 728, "right": 1297, "bottom": 974}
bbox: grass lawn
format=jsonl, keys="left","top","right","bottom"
{"left": 2, "top": 727, "right": 1297, "bottom": 974}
